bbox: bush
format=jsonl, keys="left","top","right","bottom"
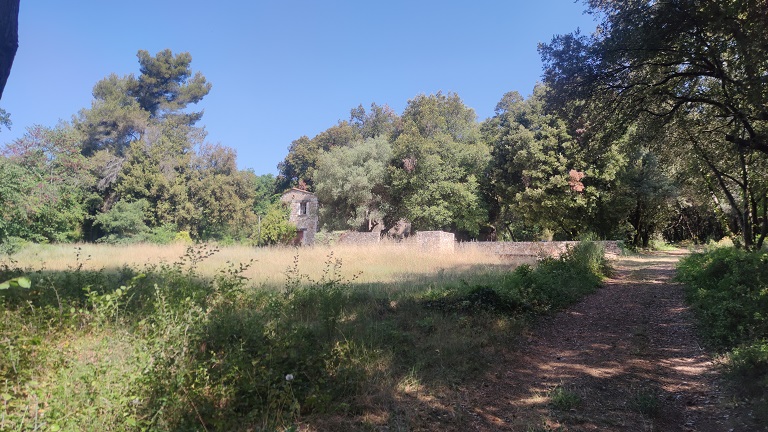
{"left": 173, "top": 230, "right": 194, "bottom": 244}
{"left": 425, "top": 240, "right": 607, "bottom": 317}
{"left": 313, "top": 230, "right": 345, "bottom": 246}
{"left": 255, "top": 202, "right": 296, "bottom": 246}
{"left": 94, "top": 199, "right": 151, "bottom": 244}
{"left": 677, "top": 248, "right": 768, "bottom": 402}
{"left": 131, "top": 251, "right": 362, "bottom": 430}
{"left": 676, "top": 248, "right": 768, "bottom": 348}
{"left": 0, "top": 236, "right": 28, "bottom": 255}
{"left": 729, "top": 342, "right": 768, "bottom": 394}
{"left": 523, "top": 241, "right": 606, "bottom": 311}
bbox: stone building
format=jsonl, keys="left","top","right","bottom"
{"left": 280, "top": 188, "right": 318, "bottom": 245}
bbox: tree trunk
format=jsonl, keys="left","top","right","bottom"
{"left": 738, "top": 150, "right": 754, "bottom": 250}
{"left": 756, "top": 194, "right": 768, "bottom": 249}
{"left": 0, "top": 0, "right": 20, "bottom": 101}
{"left": 631, "top": 200, "right": 643, "bottom": 247}
{"left": 641, "top": 230, "right": 650, "bottom": 248}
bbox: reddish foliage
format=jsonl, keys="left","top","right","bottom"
{"left": 568, "top": 168, "right": 585, "bottom": 192}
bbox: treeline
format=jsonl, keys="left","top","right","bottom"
{"left": 0, "top": 50, "right": 293, "bottom": 246}
{"left": 277, "top": 87, "right": 722, "bottom": 246}
{"left": 538, "top": 1, "right": 768, "bottom": 250}
{"left": 3, "top": 0, "right": 767, "bottom": 250}
{"left": 277, "top": 1, "right": 767, "bottom": 249}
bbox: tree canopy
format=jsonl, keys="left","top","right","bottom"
{"left": 315, "top": 136, "right": 391, "bottom": 231}
{"left": 540, "top": 0, "right": 768, "bottom": 249}
{"left": 541, "top": 1, "right": 768, "bottom": 153}
{"left": 386, "top": 92, "right": 489, "bottom": 236}
{"left": 7, "top": 5, "right": 768, "bottom": 249}
{"left": 1, "top": 50, "right": 267, "bottom": 245}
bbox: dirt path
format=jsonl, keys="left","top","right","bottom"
{"left": 456, "top": 251, "right": 762, "bottom": 432}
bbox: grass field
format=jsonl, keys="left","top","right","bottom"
{"left": 1, "top": 241, "right": 606, "bottom": 431}
{"left": 9, "top": 241, "right": 517, "bottom": 286}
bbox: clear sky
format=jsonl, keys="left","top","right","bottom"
{"left": 0, "top": 1, "right": 597, "bottom": 175}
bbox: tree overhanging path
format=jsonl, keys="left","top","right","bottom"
{"left": 457, "top": 251, "right": 761, "bottom": 431}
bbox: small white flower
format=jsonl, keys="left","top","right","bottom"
{"left": 285, "top": 374, "right": 294, "bottom": 381}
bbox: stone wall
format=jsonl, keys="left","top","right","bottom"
{"left": 457, "top": 240, "right": 621, "bottom": 258}
{"left": 412, "top": 231, "right": 456, "bottom": 252}
{"left": 328, "top": 228, "right": 620, "bottom": 259}
{"left": 337, "top": 232, "right": 381, "bottom": 245}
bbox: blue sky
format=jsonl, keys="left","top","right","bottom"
{"left": 0, "top": 1, "right": 597, "bottom": 175}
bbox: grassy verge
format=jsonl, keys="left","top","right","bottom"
{"left": 1, "top": 241, "right": 607, "bottom": 431}
{"left": 676, "top": 247, "right": 768, "bottom": 421}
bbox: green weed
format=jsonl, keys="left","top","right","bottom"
{"left": 630, "top": 388, "right": 660, "bottom": 417}
{"left": 548, "top": 385, "right": 581, "bottom": 411}
{"left": 526, "top": 424, "right": 566, "bottom": 432}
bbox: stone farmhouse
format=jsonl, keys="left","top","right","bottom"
{"left": 280, "top": 188, "right": 318, "bottom": 245}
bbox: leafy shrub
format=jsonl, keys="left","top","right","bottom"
{"left": 94, "top": 199, "right": 151, "bottom": 244}
{"left": 631, "top": 387, "right": 660, "bottom": 417}
{"left": 133, "top": 223, "right": 179, "bottom": 244}
{"left": 677, "top": 248, "right": 768, "bottom": 348}
{"left": 313, "top": 230, "right": 345, "bottom": 246}
{"left": 524, "top": 241, "right": 605, "bottom": 310}
{"left": 548, "top": 385, "right": 581, "bottom": 410}
{"left": 145, "top": 225, "right": 194, "bottom": 245}
{"left": 729, "top": 342, "right": 768, "bottom": 395}
{"left": 129, "top": 250, "right": 361, "bottom": 430}
{"left": 677, "top": 248, "right": 768, "bottom": 402}
{"left": 424, "top": 241, "right": 607, "bottom": 317}
{"left": 0, "top": 236, "right": 28, "bottom": 255}
{"left": 648, "top": 238, "right": 677, "bottom": 251}
{"left": 255, "top": 201, "right": 296, "bottom": 246}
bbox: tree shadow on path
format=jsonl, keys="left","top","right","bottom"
{"left": 453, "top": 250, "right": 764, "bottom": 432}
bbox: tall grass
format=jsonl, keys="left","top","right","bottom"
{"left": 9, "top": 241, "right": 511, "bottom": 285}
{"left": 1, "top": 241, "right": 607, "bottom": 431}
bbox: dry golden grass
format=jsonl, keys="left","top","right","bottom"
{"left": 8, "top": 241, "right": 518, "bottom": 288}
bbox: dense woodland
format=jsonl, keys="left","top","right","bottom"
{"left": 0, "top": 0, "right": 766, "bottom": 251}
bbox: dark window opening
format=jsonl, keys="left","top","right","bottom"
{"left": 300, "top": 201, "right": 308, "bottom": 215}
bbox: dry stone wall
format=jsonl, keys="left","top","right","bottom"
{"left": 331, "top": 229, "right": 620, "bottom": 259}
{"left": 457, "top": 240, "right": 621, "bottom": 258}
{"left": 337, "top": 232, "right": 381, "bottom": 245}
{"left": 412, "top": 231, "right": 456, "bottom": 252}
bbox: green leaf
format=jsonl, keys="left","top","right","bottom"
{"left": 0, "top": 277, "right": 31, "bottom": 290}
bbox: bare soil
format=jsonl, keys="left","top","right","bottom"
{"left": 453, "top": 250, "right": 764, "bottom": 432}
